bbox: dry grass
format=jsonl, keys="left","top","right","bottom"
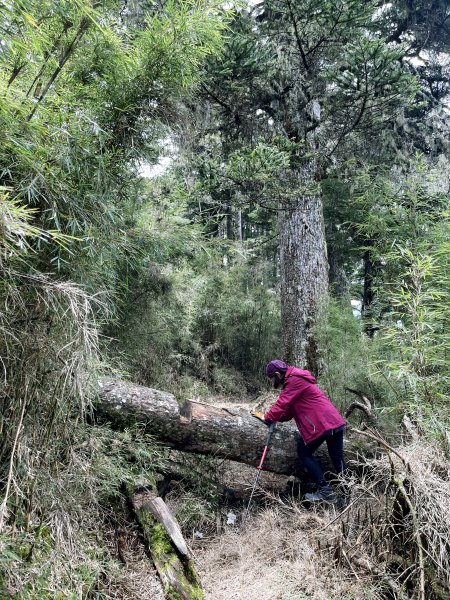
{"left": 196, "top": 506, "right": 379, "bottom": 600}
{"left": 367, "top": 439, "right": 450, "bottom": 591}
{"left": 0, "top": 272, "right": 101, "bottom": 528}
{"left": 0, "top": 271, "right": 106, "bottom": 596}
{"left": 192, "top": 436, "right": 449, "bottom": 600}
{"left": 98, "top": 524, "right": 165, "bottom": 600}
{"left": 114, "top": 558, "right": 165, "bottom": 600}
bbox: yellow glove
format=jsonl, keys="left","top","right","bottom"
{"left": 251, "top": 411, "right": 266, "bottom": 423}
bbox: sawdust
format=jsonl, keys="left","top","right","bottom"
{"left": 210, "top": 391, "right": 278, "bottom": 414}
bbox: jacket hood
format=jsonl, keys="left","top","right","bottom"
{"left": 289, "top": 367, "right": 317, "bottom": 385}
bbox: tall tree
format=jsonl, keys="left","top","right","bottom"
{"left": 199, "top": 1, "right": 417, "bottom": 370}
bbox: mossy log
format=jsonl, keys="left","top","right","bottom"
{"left": 98, "top": 378, "right": 373, "bottom": 477}
{"left": 130, "top": 486, "right": 203, "bottom": 600}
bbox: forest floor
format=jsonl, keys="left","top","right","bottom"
{"left": 105, "top": 465, "right": 375, "bottom": 600}
{"left": 102, "top": 393, "right": 378, "bottom": 600}
{"left": 96, "top": 391, "right": 448, "bottom": 600}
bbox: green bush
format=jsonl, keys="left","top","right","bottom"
{"left": 313, "top": 298, "right": 399, "bottom": 430}
{"left": 192, "top": 260, "right": 281, "bottom": 387}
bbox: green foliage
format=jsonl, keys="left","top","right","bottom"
{"left": 314, "top": 299, "right": 369, "bottom": 408}
{"left": 112, "top": 264, "right": 193, "bottom": 388}
{"left": 326, "top": 37, "right": 418, "bottom": 135}
{"left": 228, "top": 143, "right": 291, "bottom": 181}
{"left": 313, "top": 298, "right": 398, "bottom": 429}
{"left": 0, "top": 0, "right": 228, "bottom": 594}
{"left": 0, "top": 0, "right": 227, "bottom": 309}
{"left": 350, "top": 158, "right": 448, "bottom": 255}
{"left": 337, "top": 157, "right": 450, "bottom": 429}
{"left": 0, "top": 187, "right": 75, "bottom": 259}
{"left": 375, "top": 235, "right": 450, "bottom": 428}
{"left": 166, "top": 453, "right": 224, "bottom": 535}
{"left": 75, "top": 424, "right": 168, "bottom": 503}
{"left": 109, "top": 170, "right": 281, "bottom": 393}
{"left": 113, "top": 252, "right": 281, "bottom": 394}
{"left": 192, "top": 260, "right": 281, "bottom": 386}
{"left": 0, "top": 423, "right": 167, "bottom": 598}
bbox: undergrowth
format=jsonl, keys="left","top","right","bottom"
{"left": 0, "top": 419, "right": 168, "bottom": 598}
{"left": 196, "top": 436, "right": 449, "bottom": 600}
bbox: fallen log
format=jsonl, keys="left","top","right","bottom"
{"left": 97, "top": 378, "right": 372, "bottom": 477}
{"left": 130, "top": 485, "right": 203, "bottom": 600}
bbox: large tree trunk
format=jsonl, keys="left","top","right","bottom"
{"left": 362, "top": 245, "right": 382, "bottom": 338}
{"left": 327, "top": 234, "right": 348, "bottom": 298}
{"left": 97, "top": 379, "right": 368, "bottom": 478}
{"left": 279, "top": 160, "right": 328, "bottom": 373}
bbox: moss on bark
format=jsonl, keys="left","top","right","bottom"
{"left": 131, "top": 490, "right": 203, "bottom": 600}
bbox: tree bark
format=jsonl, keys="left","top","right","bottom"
{"left": 235, "top": 207, "right": 243, "bottom": 241}
{"left": 279, "top": 160, "right": 328, "bottom": 373}
{"left": 97, "top": 379, "right": 368, "bottom": 478}
{"left": 362, "top": 246, "right": 380, "bottom": 337}
{"left": 327, "top": 240, "right": 348, "bottom": 298}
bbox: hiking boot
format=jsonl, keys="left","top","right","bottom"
{"left": 304, "top": 485, "right": 337, "bottom": 503}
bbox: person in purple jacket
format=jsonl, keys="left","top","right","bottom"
{"left": 263, "top": 359, "right": 347, "bottom": 502}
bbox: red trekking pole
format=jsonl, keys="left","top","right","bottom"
{"left": 243, "top": 423, "right": 276, "bottom": 522}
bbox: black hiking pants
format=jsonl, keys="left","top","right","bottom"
{"left": 296, "top": 427, "right": 346, "bottom": 487}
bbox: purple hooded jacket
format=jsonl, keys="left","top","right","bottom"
{"left": 264, "top": 366, "right": 346, "bottom": 444}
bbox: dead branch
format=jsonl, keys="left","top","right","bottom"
{"left": 344, "top": 388, "right": 377, "bottom": 426}
{"left": 352, "top": 428, "right": 409, "bottom": 469}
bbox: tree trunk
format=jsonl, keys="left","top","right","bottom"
{"left": 97, "top": 379, "right": 369, "bottom": 478}
{"left": 279, "top": 160, "right": 328, "bottom": 373}
{"left": 236, "top": 208, "right": 243, "bottom": 241}
{"left": 130, "top": 485, "right": 203, "bottom": 600}
{"left": 362, "top": 246, "right": 380, "bottom": 337}
{"left": 327, "top": 239, "right": 348, "bottom": 298}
